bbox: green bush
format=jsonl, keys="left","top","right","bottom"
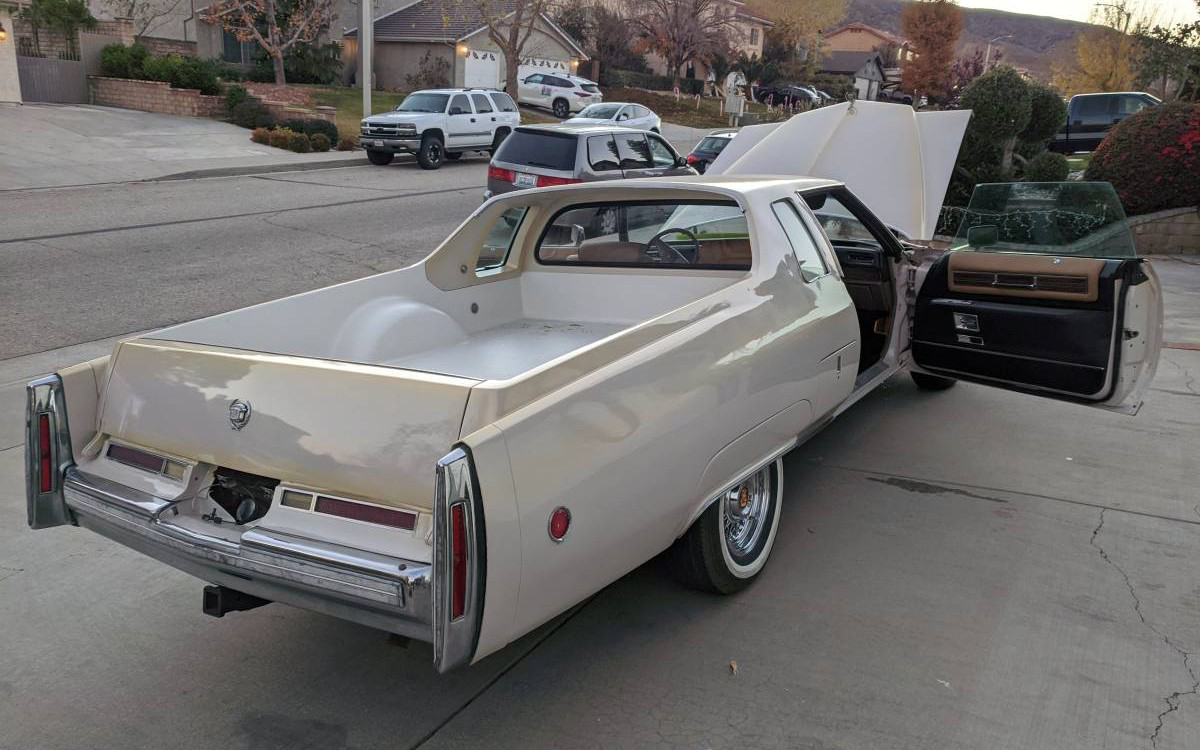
{"left": 1020, "top": 82, "right": 1067, "bottom": 144}
{"left": 599, "top": 68, "right": 704, "bottom": 95}
{"left": 1085, "top": 102, "right": 1200, "bottom": 215}
{"left": 249, "top": 41, "right": 342, "bottom": 84}
{"left": 310, "top": 132, "right": 332, "bottom": 152}
{"left": 960, "top": 66, "right": 1032, "bottom": 147}
{"left": 231, "top": 99, "right": 271, "bottom": 129}
{"left": 1023, "top": 151, "right": 1070, "bottom": 182}
{"left": 269, "top": 128, "right": 293, "bottom": 149}
{"left": 288, "top": 130, "right": 312, "bottom": 153}
{"left": 225, "top": 84, "right": 250, "bottom": 115}
{"left": 302, "top": 119, "right": 338, "bottom": 141}
{"left": 99, "top": 43, "right": 149, "bottom": 79}
{"left": 250, "top": 127, "right": 272, "bottom": 145}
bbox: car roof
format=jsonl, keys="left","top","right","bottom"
{"left": 515, "top": 123, "right": 655, "bottom": 136}
{"left": 411, "top": 88, "right": 509, "bottom": 95}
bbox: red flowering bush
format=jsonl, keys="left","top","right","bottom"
{"left": 1085, "top": 102, "right": 1200, "bottom": 216}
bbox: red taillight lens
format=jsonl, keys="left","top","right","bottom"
{"left": 38, "top": 413, "right": 53, "bottom": 493}
{"left": 536, "top": 175, "right": 581, "bottom": 187}
{"left": 574, "top": 92, "right": 590, "bottom": 97}
{"left": 315, "top": 495, "right": 417, "bottom": 530}
{"left": 487, "top": 165, "right": 514, "bottom": 182}
{"left": 450, "top": 502, "right": 467, "bottom": 620}
{"left": 686, "top": 154, "right": 699, "bottom": 165}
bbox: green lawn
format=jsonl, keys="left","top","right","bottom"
{"left": 1066, "top": 153, "right": 1093, "bottom": 172}
{"left": 298, "top": 85, "right": 408, "bottom": 140}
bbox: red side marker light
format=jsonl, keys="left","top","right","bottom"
{"left": 38, "top": 413, "right": 53, "bottom": 493}
{"left": 450, "top": 502, "right": 467, "bottom": 620}
{"left": 548, "top": 506, "right": 571, "bottom": 542}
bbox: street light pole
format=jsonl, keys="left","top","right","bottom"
{"left": 361, "top": 0, "right": 373, "bottom": 119}
{"left": 984, "top": 34, "right": 1012, "bottom": 71}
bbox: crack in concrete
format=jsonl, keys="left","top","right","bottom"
{"left": 1089, "top": 509, "right": 1200, "bottom": 749}
{"left": 866, "top": 476, "right": 1008, "bottom": 504}
{"left": 1164, "top": 357, "right": 1199, "bottom": 397}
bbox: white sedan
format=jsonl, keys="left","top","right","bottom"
{"left": 566, "top": 102, "right": 661, "bottom": 132}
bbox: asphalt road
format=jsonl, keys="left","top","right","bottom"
{"left": 1, "top": 165, "right": 1198, "bottom": 750}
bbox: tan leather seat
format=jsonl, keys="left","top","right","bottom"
{"left": 696, "top": 238, "right": 752, "bottom": 267}
{"left": 578, "top": 242, "right": 645, "bottom": 264}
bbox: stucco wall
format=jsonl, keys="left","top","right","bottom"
{"left": 0, "top": 9, "right": 21, "bottom": 103}
{"left": 464, "top": 23, "right": 577, "bottom": 89}
{"left": 373, "top": 42, "right": 452, "bottom": 91}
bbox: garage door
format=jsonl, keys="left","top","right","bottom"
{"left": 465, "top": 50, "right": 500, "bottom": 89}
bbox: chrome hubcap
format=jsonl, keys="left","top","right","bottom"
{"left": 723, "top": 467, "right": 770, "bottom": 557}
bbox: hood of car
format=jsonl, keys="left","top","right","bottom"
{"left": 362, "top": 111, "right": 438, "bottom": 125}
{"left": 706, "top": 101, "right": 970, "bottom": 240}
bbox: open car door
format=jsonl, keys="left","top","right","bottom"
{"left": 910, "top": 182, "right": 1163, "bottom": 414}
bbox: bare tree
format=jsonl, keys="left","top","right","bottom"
{"left": 103, "top": 0, "right": 186, "bottom": 36}
{"left": 627, "top": 0, "right": 736, "bottom": 89}
{"left": 202, "top": 0, "right": 333, "bottom": 85}
{"left": 472, "top": 0, "right": 552, "bottom": 98}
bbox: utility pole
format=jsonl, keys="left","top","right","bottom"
{"left": 984, "top": 34, "right": 1012, "bottom": 71}
{"left": 360, "top": 0, "right": 373, "bottom": 118}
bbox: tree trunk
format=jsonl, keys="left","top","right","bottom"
{"left": 272, "top": 52, "right": 286, "bottom": 86}
{"left": 1001, "top": 135, "right": 1017, "bottom": 178}
{"left": 506, "top": 54, "right": 520, "bottom": 99}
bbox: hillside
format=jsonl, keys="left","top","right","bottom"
{"left": 843, "top": 0, "right": 1089, "bottom": 81}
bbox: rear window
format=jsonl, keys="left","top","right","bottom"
{"left": 490, "top": 92, "right": 517, "bottom": 112}
{"left": 536, "top": 200, "right": 751, "bottom": 270}
{"left": 697, "top": 136, "right": 731, "bottom": 154}
{"left": 580, "top": 83, "right": 600, "bottom": 93}
{"left": 494, "top": 130, "right": 578, "bottom": 171}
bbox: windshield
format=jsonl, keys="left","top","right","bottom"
{"left": 395, "top": 93, "right": 450, "bottom": 113}
{"left": 575, "top": 104, "right": 621, "bottom": 119}
{"left": 952, "top": 182, "right": 1136, "bottom": 259}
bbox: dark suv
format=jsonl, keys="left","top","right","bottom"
{"left": 485, "top": 124, "right": 695, "bottom": 198}
{"left": 1050, "top": 92, "right": 1160, "bottom": 154}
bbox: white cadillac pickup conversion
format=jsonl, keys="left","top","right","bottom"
{"left": 26, "top": 103, "right": 1163, "bottom": 672}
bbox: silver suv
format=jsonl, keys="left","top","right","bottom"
{"left": 360, "top": 88, "right": 521, "bottom": 169}
{"left": 485, "top": 124, "right": 695, "bottom": 198}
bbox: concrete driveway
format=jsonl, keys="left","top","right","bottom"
{"left": 0, "top": 102, "right": 359, "bottom": 190}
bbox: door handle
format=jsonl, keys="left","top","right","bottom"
{"left": 491, "top": 116, "right": 496, "bottom": 121}
{"left": 470, "top": 118, "right": 476, "bottom": 123}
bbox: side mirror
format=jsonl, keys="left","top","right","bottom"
{"left": 967, "top": 225, "right": 1000, "bottom": 248}
{"left": 676, "top": 156, "right": 688, "bottom": 167}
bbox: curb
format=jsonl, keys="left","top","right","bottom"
{"left": 155, "top": 155, "right": 378, "bottom": 181}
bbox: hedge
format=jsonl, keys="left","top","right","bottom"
{"left": 1085, "top": 102, "right": 1200, "bottom": 216}
{"left": 99, "top": 43, "right": 222, "bottom": 95}
{"left": 599, "top": 68, "right": 706, "bottom": 95}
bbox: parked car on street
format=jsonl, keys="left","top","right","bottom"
{"left": 360, "top": 88, "right": 520, "bottom": 169}
{"left": 26, "top": 103, "right": 1162, "bottom": 674}
{"left": 1049, "top": 91, "right": 1160, "bottom": 154}
{"left": 686, "top": 130, "right": 737, "bottom": 173}
{"left": 566, "top": 102, "right": 662, "bottom": 132}
{"left": 517, "top": 72, "right": 602, "bottom": 118}
{"left": 756, "top": 83, "right": 819, "bottom": 107}
{"left": 484, "top": 124, "right": 694, "bottom": 200}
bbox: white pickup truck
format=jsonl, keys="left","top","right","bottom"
{"left": 27, "top": 103, "right": 1162, "bottom": 672}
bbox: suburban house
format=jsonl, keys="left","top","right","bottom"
{"left": 343, "top": 0, "right": 587, "bottom": 91}
{"left": 615, "top": 0, "right": 772, "bottom": 92}
{"left": 818, "top": 50, "right": 885, "bottom": 101}
{"left": 822, "top": 21, "right": 911, "bottom": 91}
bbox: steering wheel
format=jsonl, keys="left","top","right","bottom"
{"left": 647, "top": 227, "right": 700, "bottom": 264}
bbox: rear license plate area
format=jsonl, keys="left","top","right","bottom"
{"left": 514, "top": 172, "right": 537, "bottom": 188}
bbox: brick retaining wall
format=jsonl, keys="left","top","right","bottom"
{"left": 136, "top": 36, "right": 199, "bottom": 58}
{"left": 89, "top": 76, "right": 225, "bottom": 118}
{"left": 1129, "top": 207, "right": 1200, "bottom": 255}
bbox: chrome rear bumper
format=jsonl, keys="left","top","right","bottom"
{"left": 63, "top": 468, "right": 434, "bottom": 641}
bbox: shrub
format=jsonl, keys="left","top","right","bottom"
{"left": 225, "top": 84, "right": 250, "bottom": 115}
{"left": 1020, "top": 82, "right": 1067, "bottom": 144}
{"left": 303, "top": 119, "right": 339, "bottom": 141}
{"left": 310, "top": 132, "right": 332, "bottom": 152}
{"left": 405, "top": 50, "right": 452, "bottom": 89}
{"left": 249, "top": 41, "right": 343, "bottom": 84}
{"left": 288, "top": 130, "right": 312, "bottom": 153}
{"left": 138, "top": 53, "right": 221, "bottom": 95}
{"left": 231, "top": 99, "right": 271, "bottom": 129}
{"left": 599, "top": 68, "right": 704, "bottom": 95}
{"left": 337, "top": 136, "right": 358, "bottom": 151}
{"left": 250, "top": 127, "right": 272, "bottom": 145}
{"left": 280, "top": 117, "right": 311, "bottom": 134}
{"left": 99, "top": 43, "right": 149, "bottom": 79}
{"left": 1023, "top": 151, "right": 1070, "bottom": 182}
{"left": 1085, "top": 102, "right": 1200, "bottom": 215}
{"left": 269, "top": 128, "right": 293, "bottom": 149}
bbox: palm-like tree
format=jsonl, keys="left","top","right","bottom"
{"left": 735, "top": 53, "right": 777, "bottom": 99}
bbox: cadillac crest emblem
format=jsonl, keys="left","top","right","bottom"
{"left": 228, "top": 399, "right": 252, "bottom": 430}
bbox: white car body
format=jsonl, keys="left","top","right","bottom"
{"left": 26, "top": 104, "right": 1163, "bottom": 673}
{"left": 517, "top": 72, "right": 602, "bottom": 117}
{"left": 360, "top": 88, "right": 520, "bottom": 165}
{"left": 566, "top": 102, "right": 662, "bottom": 132}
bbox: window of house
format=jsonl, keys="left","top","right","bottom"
{"left": 751, "top": 28, "right": 759, "bottom": 44}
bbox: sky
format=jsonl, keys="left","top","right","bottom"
{"left": 956, "top": 0, "right": 1200, "bottom": 24}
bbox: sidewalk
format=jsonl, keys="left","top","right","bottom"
{"left": 0, "top": 102, "right": 362, "bottom": 191}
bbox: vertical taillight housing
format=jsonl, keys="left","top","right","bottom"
{"left": 26, "top": 374, "right": 74, "bottom": 529}
{"left": 433, "top": 446, "right": 486, "bottom": 673}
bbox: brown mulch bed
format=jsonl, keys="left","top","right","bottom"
{"left": 244, "top": 83, "right": 315, "bottom": 107}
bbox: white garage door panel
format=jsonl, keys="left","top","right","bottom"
{"left": 465, "top": 51, "right": 500, "bottom": 89}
